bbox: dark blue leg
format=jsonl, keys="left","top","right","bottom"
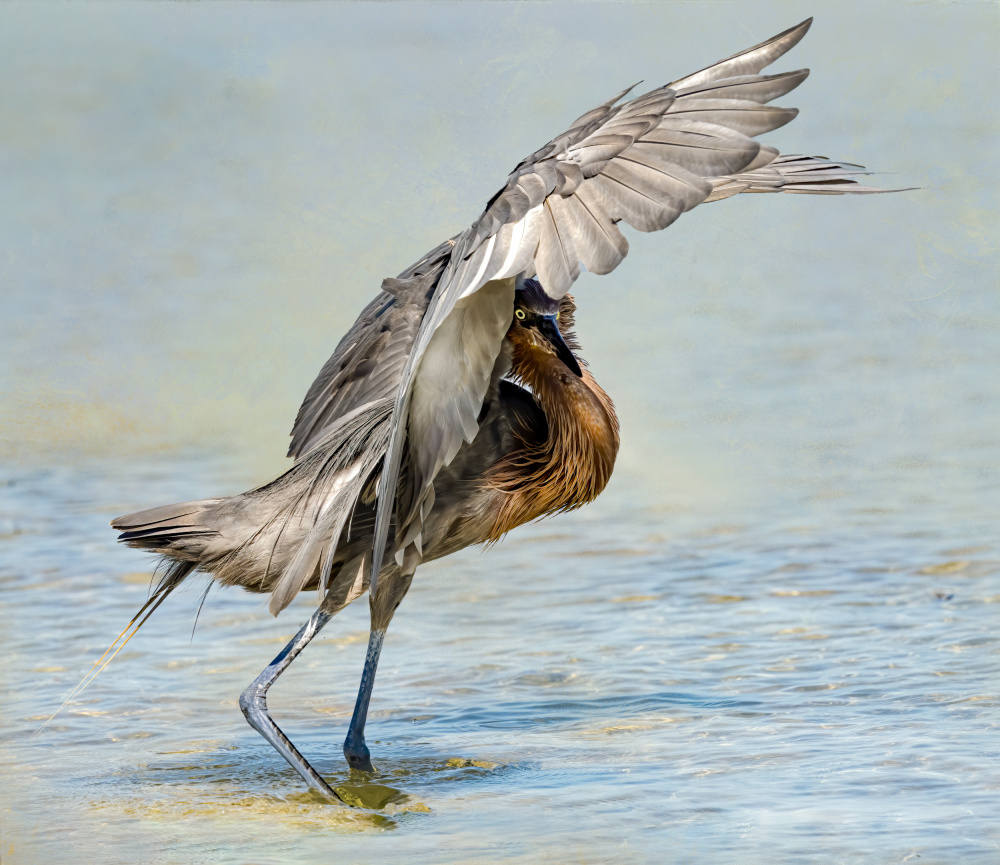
{"left": 343, "top": 628, "right": 385, "bottom": 772}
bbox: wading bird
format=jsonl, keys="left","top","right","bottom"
{"left": 108, "top": 20, "right": 892, "bottom": 800}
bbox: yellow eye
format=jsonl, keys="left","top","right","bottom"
{"left": 515, "top": 309, "right": 526, "bottom": 320}
{"left": 556, "top": 311, "right": 560, "bottom": 320}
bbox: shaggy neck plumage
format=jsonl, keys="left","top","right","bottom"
{"left": 487, "top": 326, "right": 619, "bottom": 541}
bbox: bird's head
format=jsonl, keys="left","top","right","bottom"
{"left": 509, "top": 278, "right": 583, "bottom": 378}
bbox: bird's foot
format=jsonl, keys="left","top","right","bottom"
{"left": 344, "top": 734, "right": 375, "bottom": 773}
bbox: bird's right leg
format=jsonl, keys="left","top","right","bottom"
{"left": 342, "top": 567, "right": 415, "bottom": 772}
{"left": 342, "top": 626, "right": 385, "bottom": 772}
{"left": 239, "top": 607, "right": 341, "bottom": 800}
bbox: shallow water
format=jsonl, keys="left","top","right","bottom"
{"left": 4, "top": 455, "right": 999, "bottom": 863}
{"left": 2, "top": 3, "right": 999, "bottom": 864}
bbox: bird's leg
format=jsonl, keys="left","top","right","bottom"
{"left": 239, "top": 607, "right": 341, "bottom": 800}
{"left": 342, "top": 627, "right": 385, "bottom": 772}
{"left": 343, "top": 567, "right": 415, "bottom": 772}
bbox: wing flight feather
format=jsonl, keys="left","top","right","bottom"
{"left": 279, "top": 18, "right": 899, "bottom": 600}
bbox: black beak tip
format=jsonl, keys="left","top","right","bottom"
{"left": 538, "top": 315, "right": 583, "bottom": 378}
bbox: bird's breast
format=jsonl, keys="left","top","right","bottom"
{"left": 485, "top": 348, "right": 620, "bottom": 540}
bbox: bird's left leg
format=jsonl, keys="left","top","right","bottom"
{"left": 240, "top": 607, "right": 340, "bottom": 799}
{"left": 343, "top": 566, "right": 415, "bottom": 772}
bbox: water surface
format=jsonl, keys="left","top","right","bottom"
{"left": 2, "top": 3, "right": 998, "bottom": 863}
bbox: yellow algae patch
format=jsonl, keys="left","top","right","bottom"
{"left": 578, "top": 718, "right": 682, "bottom": 738}
{"left": 157, "top": 741, "right": 229, "bottom": 755}
{"left": 776, "top": 627, "right": 829, "bottom": 640}
{"left": 600, "top": 722, "right": 663, "bottom": 734}
{"left": 704, "top": 594, "right": 748, "bottom": 603}
{"left": 242, "top": 631, "right": 369, "bottom": 648}
{"left": 333, "top": 783, "right": 431, "bottom": 813}
{"left": 445, "top": 758, "right": 500, "bottom": 770}
{"left": 699, "top": 524, "right": 746, "bottom": 536}
{"left": 610, "top": 595, "right": 660, "bottom": 604}
{"left": 334, "top": 783, "right": 405, "bottom": 810}
{"left": 569, "top": 547, "right": 649, "bottom": 558}
{"left": 920, "top": 561, "right": 970, "bottom": 575}
{"left": 92, "top": 792, "right": 395, "bottom": 829}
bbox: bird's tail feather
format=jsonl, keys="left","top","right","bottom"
{"left": 112, "top": 498, "right": 224, "bottom": 560}
{"left": 32, "top": 559, "right": 196, "bottom": 738}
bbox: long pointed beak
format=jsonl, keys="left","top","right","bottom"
{"left": 537, "top": 315, "right": 583, "bottom": 377}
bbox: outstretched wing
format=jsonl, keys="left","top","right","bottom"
{"left": 288, "top": 19, "right": 890, "bottom": 597}
{"left": 287, "top": 239, "right": 456, "bottom": 461}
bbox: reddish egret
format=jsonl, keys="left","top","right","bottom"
{"left": 110, "top": 19, "right": 893, "bottom": 800}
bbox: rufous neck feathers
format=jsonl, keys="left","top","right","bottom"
{"left": 487, "top": 328, "right": 619, "bottom": 540}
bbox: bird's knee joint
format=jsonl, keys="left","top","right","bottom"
{"left": 239, "top": 685, "right": 266, "bottom": 720}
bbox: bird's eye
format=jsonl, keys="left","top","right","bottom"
{"left": 515, "top": 309, "right": 526, "bottom": 320}
{"left": 556, "top": 311, "right": 561, "bottom": 320}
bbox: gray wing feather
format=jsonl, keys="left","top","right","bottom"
{"left": 587, "top": 172, "right": 684, "bottom": 234}
{"left": 269, "top": 397, "right": 393, "bottom": 614}
{"left": 112, "top": 500, "right": 224, "bottom": 531}
{"left": 288, "top": 245, "right": 450, "bottom": 460}
{"left": 674, "top": 69, "right": 810, "bottom": 103}
{"left": 705, "top": 153, "right": 902, "bottom": 201}
{"left": 536, "top": 200, "right": 581, "bottom": 296}
{"left": 626, "top": 127, "right": 757, "bottom": 175}
{"left": 665, "top": 99, "right": 800, "bottom": 137}
{"left": 267, "top": 462, "right": 363, "bottom": 616}
{"left": 555, "top": 191, "right": 629, "bottom": 276}
{"left": 667, "top": 18, "right": 813, "bottom": 90}
{"left": 403, "top": 277, "right": 514, "bottom": 535}
{"left": 294, "top": 17, "right": 895, "bottom": 596}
